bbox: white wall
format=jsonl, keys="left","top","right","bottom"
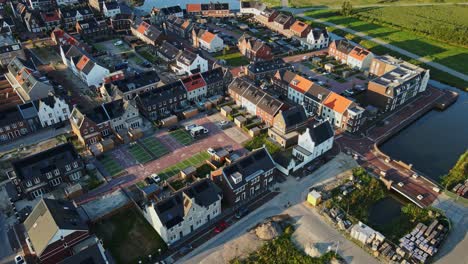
{"left": 187, "top": 86, "right": 207, "bottom": 101}
{"left": 190, "top": 55, "right": 208, "bottom": 74}
{"left": 37, "top": 97, "right": 71, "bottom": 127}
{"left": 84, "top": 64, "right": 110, "bottom": 87}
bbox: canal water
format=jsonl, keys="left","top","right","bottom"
{"left": 137, "top": 0, "right": 240, "bottom": 12}
{"left": 380, "top": 86, "right": 468, "bottom": 182}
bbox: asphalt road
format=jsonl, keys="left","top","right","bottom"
{"left": 179, "top": 153, "right": 379, "bottom": 264}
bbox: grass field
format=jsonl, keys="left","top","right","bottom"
{"left": 92, "top": 206, "right": 167, "bottom": 264}
{"left": 140, "top": 137, "right": 169, "bottom": 158}
{"left": 303, "top": 9, "right": 468, "bottom": 89}
{"left": 170, "top": 129, "right": 194, "bottom": 146}
{"left": 215, "top": 52, "right": 250, "bottom": 66}
{"left": 98, "top": 154, "right": 124, "bottom": 177}
{"left": 128, "top": 143, "right": 153, "bottom": 164}
{"left": 288, "top": 0, "right": 464, "bottom": 8}
{"left": 157, "top": 152, "right": 211, "bottom": 180}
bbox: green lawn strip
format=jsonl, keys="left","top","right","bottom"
{"left": 141, "top": 137, "right": 169, "bottom": 158}
{"left": 99, "top": 155, "right": 123, "bottom": 176}
{"left": 170, "top": 130, "right": 194, "bottom": 145}
{"left": 157, "top": 152, "right": 210, "bottom": 180}
{"left": 92, "top": 206, "right": 167, "bottom": 264}
{"left": 128, "top": 144, "right": 153, "bottom": 163}
{"left": 215, "top": 52, "right": 250, "bottom": 67}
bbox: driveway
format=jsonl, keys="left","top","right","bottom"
{"left": 179, "top": 153, "right": 379, "bottom": 264}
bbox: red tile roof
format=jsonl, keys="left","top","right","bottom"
{"left": 137, "top": 21, "right": 150, "bottom": 35}
{"left": 289, "top": 74, "right": 313, "bottom": 94}
{"left": 186, "top": 4, "right": 201, "bottom": 12}
{"left": 76, "top": 56, "right": 90, "bottom": 71}
{"left": 290, "top": 21, "right": 310, "bottom": 34}
{"left": 349, "top": 46, "right": 371, "bottom": 61}
{"left": 201, "top": 31, "right": 216, "bottom": 44}
{"left": 323, "top": 92, "right": 353, "bottom": 114}
{"left": 182, "top": 73, "right": 207, "bottom": 92}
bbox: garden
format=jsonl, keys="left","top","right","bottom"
{"left": 156, "top": 151, "right": 211, "bottom": 180}
{"left": 215, "top": 51, "right": 250, "bottom": 67}
{"left": 244, "top": 133, "right": 281, "bottom": 155}
{"left": 170, "top": 129, "right": 195, "bottom": 146}
{"left": 140, "top": 137, "right": 169, "bottom": 159}
{"left": 128, "top": 143, "right": 153, "bottom": 164}
{"left": 92, "top": 206, "right": 167, "bottom": 264}
{"left": 97, "top": 154, "right": 124, "bottom": 177}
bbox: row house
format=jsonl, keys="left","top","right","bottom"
{"left": 268, "top": 106, "right": 308, "bottom": 147}
{"left": 347, "top": 46, "right": 374, "bottom": 70}
{"left": 143, "top": 178, "right": 222, "bottom": 244}
{"left": 51, "top": 28, "right": 90, "bottom": 52}
{"left": 186, "top": 3, "right": 230, "bottom": 17}
{"left": 228, "top": 78, "right": 284, "bottom": 126}
{"left": 367, "top": 55, "right": 429, "bottom": 112}
{"left": 258, "top": 8, "right": 278, "bottom": 23}
{"left": 27, "top": 0, "right": 55, "bottom": 10}
{"left": 110, "top": 13, "right": 134, "bottom": 33}
{"left": 212, "top": 147, "right": 276, "bottom": 207}
{"left": 237, "top": 33, "right": 272, "bottom": 62}
{"left": 10, "top": 143, "right": 85, "bottom": 199}
{"left": 41, "top": 10, "right": 61, "bottom": 30}
{"left": 150, "top": 5, "right": 183, "bottom": 25}
{"left": 0, "top": 33, "right": 25, "bottom": 67}
{"left": 5, "top": 57, "right": 54, "bottom": 102}
{"left": 201, "top": 67, "right": 232, "bottom": 97}
{"left": 246, "top": 58, "right": 292, "bottom": 80}
{"left": 290, "top": 20, "right": 311, "bottom": 38}
{"left": 60, "top": 45, "right": 110, "bottom": 87}
{"left": 25, "top": 199, "right": 90, "bottom": 264}
{"left": 0, "top": 75, "right": 23, "bottom": 111}
{"left": 76, "top": 18, "right": 112, "bottom": 39}
{"left": 135, "top": 81, "right": 188, "bottom": 121}
{"left": 182, "top": 73, "right": 207, "bottom": 101}
{"left": 0, "top": 107, "right": 31, "bottom": 144}
{"left": 100, "top": 70, "right": 161, "bottom": 101}
{"left": 321, "top": 92, "right": 365, "bottom": 133}
{"left": 59, "top": 6, "right": 94, "bottom": 29}
{"left": 156, "top": 41, "right": 182, "bottom": 62}
{"left": 304, "top": 28, "right": 330, "bottom": 50}
{"left": 23, "top": 10, "right": 46, "bottom": 33}
{"left": 131, "top": 19, "right": 163, "bottom": 46}
{"left": 271, "top": 69, "right": 296, "bottom": 98}
{"left": 102, "top": 99, "right": 142, "bottom": 132}
{"left": 240, "top": 1, "right": 266, "bottom": 16}
{"left": 193, "top": 28, "right": 224, "bottom": 53}
{"left": 173, "top": 49, "right": 208, "bottom": 75}
{"left": 303, "top": 83, "right": 331, "bottom": 117}
{"left": 33, "top": 94, "right": 71, "bottom": 127}
{"left": 102, "top": 0, "right": 120, "bottom": 18}
{"left": 288, "top": 73, "right": 314, "bottom": 105}
{"left": 328, "top": 39, "right": 354, "bottom": 64}
{"left": 164, "top": 15, "right": 192, "bottom": 39}
{"left": 272, "top": 13, "right": 294, "bottom": 31}
{"left": 275, "top": 121, "right": 334, "bottom": 175}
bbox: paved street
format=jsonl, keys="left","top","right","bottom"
{"left": 179, "top": 153, "right": 379, "bottom": 264}
{"left": 0, "top": 126, "right": 69, "bottom": 153}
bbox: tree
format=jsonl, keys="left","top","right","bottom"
{"left": 341, "top": 1, "right": 353, "bottom": 16}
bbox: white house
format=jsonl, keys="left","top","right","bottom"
{"left": 174, "top": 50, "right": 208, "bottom": 75}
{"left": 102, "top": 1, "right": 121, "bottom": 18}
{"left": 275, "top": 121, "right": 334, "bottom": 175}
{"left": 102, "top": 99, "right": 142, "bottom": 132}
{"left": 34, "top": 95, "right": 71, "bottom": 127}
{"left": 347, "top": 46, "right": 374, "bottom": 70}
{"left": 182, "top": 73, "right": 207, "bottom": 101}
{"left": 60, "top": 45, "right": 110, "bottom": 87}
{"left": 240, "top": 1, "right": 266, "bottom": 15}
{"left": 143, "top": 179, "right": 222, "bottom": 244}
{"left": 287, "top": 74, "right": 314, "bottom": 105}
{"left": 305, "top": 28, "right": 330, "bottom": 50}
{"left": 198, "top": 31, "right": 224, "bottom": 53}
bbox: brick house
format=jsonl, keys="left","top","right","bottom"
{"left": 69, "top": 105, "right": 111, "bottom": 146}
{"left": 99, "top": 71, "right": 160, "bottom": 101}
{"left": 287, "top": 73, "right": 314, "bottom": 105}
{"left": 182, "top": 73, "right": 207, "bottom": 101}
{"left": 328, "top": 39, "right": 354, "bottom": 64}
{"left": 0, "top": 107, "right": 31, "bottom": 144}
{"left": 0, "top": 75, "right": 22, "bottom": 111}
{"left": 321, "top": 92, "right": 365, "bottom": 132}
{"left": 259, "top": 8, "right": 278, "bottom": 22}
{"left": 237, "top": 33, "right": 272, "bottom": 62}
{"left": 271, "top": 69, "right": 296, "bottom": 98}
{"left": 110, "top": 13, "right": 134, "bottom": 33}
{"left": 268, "top": 106, "right": 308, "bottom": 147}
{"left": 150, "top": 5, "right": 183, "bottom": 25}
{"left": 290, "top": 20, "right": 311, "bottom": 38}
{"left": 58, "top": 6, "right": 94, "bottom": 30}
{"left": 131, "top": 19, "right": 163, "bottom": 46}
{"left": 164, "top": 15, "right": 192, "bottom": 39}
{"left": 272, "top": 13, "right": 294, "bottom": 31}
{"left": 187, "top": 3, "right": 230, "bottom": 17}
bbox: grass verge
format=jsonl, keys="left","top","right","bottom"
{"left": 157, "top": 152, "right": 211, "bottom": 180}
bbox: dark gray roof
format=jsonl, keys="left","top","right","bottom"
{"left": 280, "top": 107, "right": 307, "bottom": 128}
{"left": 310, "top": 28, "right": 328, "bottom": 40}
{"left": 12, "top": 143, "right": 81, "bottom": 182}
{"left": 159, "top": 5, "right": 183, "bottom": 15}
{"left": 274, "top": 13, "right": 293, "bottom": 25}
{"left": 154, "top": 179, "right": 221, "bottom": 229}
{"left": 59, "top": 7, "right": 93, "bottom": 19}
{"left": 201, "top": 3, "right": 229, "bottom": 10}
{"left": 177, "top": 50, "right": 198, "bottom": 66}
{"left": 256, "top": 92, "right": 283, "bottom": 116}
{"left": 334, "top": 39, "right": 354, "bottom": 54}
{"left": 104, "top": 0, "right": 119, "bottom": 10}
{"left": 136, "top": 80, "right": 186, "bottom": 107}
{"left": 107, "top": 71, "right": 160, "bottom": 93}
{"left": 305, "top": 84, "right": 331, "bottom": 103}
{"left": 0, "top": 107, "right": 24, "bottom": 127}
{"left": 201, "top": 67, "right": 224, "bottom": 85}
{"left": 273, "top": 149, "right": 293, "bottom": 168}
{"left": 306, "top": 121, "right": 333, "bottom": 145}
{"left": 102, "top": 99, "right": 125, "bottom": 119}
{"left": 157, "top": 41, "right": 181, "bottom": 61}
{"left": 222, "top": 148, "right": 275, "bottom": 190}
{"left": 274, "top": 69, "right": 296, "bottom": 84}
{"left": 59, "top": 243, "right": 107, "bottom": 264}
{"left": 228, "top": 77, "right": 254, "bottom": 95}
{"left": 85, "top": 105, "right": 109, "bottom": 124}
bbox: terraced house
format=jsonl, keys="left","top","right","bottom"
{"left": 151, "top": 5, "right": 183, "bottom": 24}
{"left": 328, "top": 39, "right": 355, "bottom": 64}
{"left": 288, "top": 73, "right": 314, "bottom": 105}
{"left": 321, "top": 92, "right": 365, "bottom": 133}
{"left": 201, "top": 67, "right": 232, "bottom": 97}
{"left": 268, "top": 106, "right": 308, "bottom": 147}
{"left": 9, "top": 143, "right": 84, "bottom": 199}
{"left": 143, "top": 179, "right": 222, "bottom": 244}
{"left": 237, "top": 33, "right": 272, "bottom": 62}
{"left": 131, "top": 19, "right": 163, "bottom": 46}
{"left": 192, "top": 28, "right": 224, "bottom": 53}
{"left": 164, "top": 15, "right": 192, "bottom": 39}
{"left": 182, "top": 73, "right": 207, "bottom": 101}
{"left": 0, "top": 107, "right": 32, "bottom": 143}
{"left": 76, "top": 18, "right": 111, "bottom": 38}
{"left": 186, "top": 2, "right": 230, "bottom": 17}
{"left": 99, "top": 70, "right": 161, "bottom": 101}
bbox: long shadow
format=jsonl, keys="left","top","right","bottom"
{"left": 433, "top": 53, "right": 468, "bottom": 75}
{"left": 389, "top": 39, "right": 446, "bottom": 56}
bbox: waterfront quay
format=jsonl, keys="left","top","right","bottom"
{"left": 336, "top": 87, "right": 458, "bottom": 208}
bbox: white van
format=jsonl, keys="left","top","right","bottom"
{"left": 190, "top": 126, "right": 209, "bottom": 138}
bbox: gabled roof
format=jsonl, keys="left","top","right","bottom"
{"left": 156, "top": 5, "right": 182, "bottom": 16}
{"left": 136, "top": 80, "right": 186, "bottom": 107}
{"left": 182, "top": 73, "right": 206, "bottom": 92}
{"left": 289, "top": 74, "right": 313, "bottom": 94}
{"left": 277, "top": 106, "right": 307, "bottom": 128}
{"left": 24, "top": 198, "right": 88, "bottom": 257}
{"left": 177, "top": 50, "right": 199, "bottom": 66}
{"left": 201, "top": 67, "right": 225, "bottom": 85}
{"left": 349, "top": 46, "right": 371, "bottom": 61}
{"left": 104, "top": 0, "right": 120, "bottom": 10}
{"left": 256, "top": 92, "right": 283, "bottom": 116}
{"left": 274, "top": 13, "right": 293, "bottom": 25}
{"left": 247, "top": 58, "right": 290, "bottom": 74}
{"left": 59, "top": 7, "right": 93, "bottom": 19}
{"left": 156, "top": 41, "right": 181, "bottom": 61}
{"left": 305, "top": 84, "right": 331, "bottom": 102}
{"left": 228, "top": 77, "right": 254, "bottom": 95}
{"left": 309, "top": 28, "right": 328, "bottom": 40}
{"left": 186, "top": 3, "right": 201, "bottom": 12}
{"left": 304, "top": 121, "right": 334, "bottom": 145}
{"left": 200, "top": 31, "right": 217, "bottom": 44}
{"left": 132, "top": 20, "right": 162, "bottom": 42}
{"left": 273, "top": 69, "right": 296, "bottom": 84}
{"left": 333, "top": 39, "right": 355, "bottom": 55}
{"left": 239, "top": 33, "right": 269, "bottom": 52}
{"left": 322, "top": 92, "right": 353, "bottom": 114}
{"left": 0, "top": 107, "right": 24, "bottom": 127}
{"left": 290, "top": 20, "right": 310, "bottom": 34}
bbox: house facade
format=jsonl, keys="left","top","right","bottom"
{"left": 193, "top": 29, "right": 224, "bottom": 53}
{"left": 34, "top": 95, "right": 70, "bottom": 127}
{"left": 347, "top": 46, "right": 374, "bottom": 70}
{"left": 151, "top": 6, "right": 183, "bottom": 24}
{"left": 212, "top": 147, "right": 276, "bottom": 207}
{"left": 102, "top": 0, "right": 120, "bottom": 18}
{"left": 246, "top": 58, "right": 292, "bottom": 80}
{"left": 76, "top": 18, "right": 111, "bottom": 39}
{"left": 305, "top": 28, "right": 330, "bottom": 50}
{"left": 174, "top": 50, "right": 208, "bottom": 75}
{"left": 240, "top": 1, "right": 266, "bottom": 15}
{"left": 164, "top": 15, "right": 192, "bottom": 39}
{"left": 186, "top": 3, "right": 230, "bottom": 17}
{"left": 182, "top": 73, "right": 207, "bottom": 101}
{"left": 59, "top": 7, "right": 94, "bottom": 30}
{"left": 237, "top": 34, "right": 272, "bottom": 62}
{"left": 271, "top": 69, "right": 296, "bottom": 98}
{"left": 201, "top": 67, "right": 232, "bottom": 97}
{"left": 102, "top": 99, "right": 142, "bottom": 132}
{"left": 0, "top": 107, "right": 31, "bottom": 143}
{"left": 321, "top": 92, "right": 365, "bottom": 133}
{"left": 328, "top": 39, "right": 354, "bottom": 64}
{"left": 268, "top": 107, "right": 308, "bottom": 148}
{"left": 69, "top": 105, "right": 111, "bottom": 146}
{"left": 100, "top": 71, "right": 160, "bottom": 101}
{"left": 10, "top": 143, "right": 85, "bottom": 199}
{"left": 156, "top": 41, "right": 181, "bottom": 62}
{"left": 287, "top": 74, "right": 314, "bottom": 105}
{"left": 303, "top": 84, "right": 331, "bottom": 117}
{"left": 143, "top": 179, "right": 222, "bottom": 244}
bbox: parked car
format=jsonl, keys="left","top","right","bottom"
{"left": 140, "top": 61, "right": 152, "bottom": 68}
{"left": 207, "top": 147, "right": 216, "bottom": 156}
{"left": 218, "top": 120, "right": 230, "bottom": 128}
{"left": 235, "top": 207, "right": 249, "bottom": 219}
{"left": 114, "top": 40, "right": 123, "bottom": 46}
{"left": 168, "top": 125, "right": 179, "bottom": 131}
{"left": 214, "top": 220, "right": 229, "bottom": 233}
{"left": 151, "top": 174, "right": 161, "bottom": 184}
{"left": 179, "top": 244, "right": 193, "bottom": 255}
{"left": 14, "top": 255, "right": 25, "bottom": 264}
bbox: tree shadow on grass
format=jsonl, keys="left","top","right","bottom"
{"left": 433, "top": 53, "right": 468, "bottom": 75}
{"left": 389, "top": 39, "right": 447, "bottom": 56}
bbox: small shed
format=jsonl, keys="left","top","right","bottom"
{"left": 98, "top": 138, "right": 115, "bottom": 153}
{"left": 324, "top": 63, "right": 335, "bottom": 73}
{"left": 249, "top": 126, "right": 261, "bottom": 137}
{"left": 234, "top": 115, "right": 247, "bottom": 127}
{"left": 307, "top": 190, "right": 322, "bottom": 206}
{"left": 183, "top": 108, "right": 198, "bottom": 119}
{"left": 161, "top": 115, "right": 178, "bottom": 127}
{"left": 213, "top": 148, "right": 230, "bottom": 162}
{"left": 221, "top": 106, "right": 232, "bottom": 117}
{"left": 128, "top": 128, "right": 143, "bottom": 140}
{"left": 180, "top": 166, "right": 196, "bottom": 179}
{"left": 65, "top": 183, "right": 84, "bottom": 199}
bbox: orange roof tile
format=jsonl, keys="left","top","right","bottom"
{"left": 289, "top": 74, "right": 313, "bottom": 94}
{"left": 181, "top": 20, "right": 191, "bottom": 29}
{"left": 186, "top": 4, "right": 201, "bottom": 12}
{"left": 137, "top": 22, "right": 150, "bottom": 35}
{"left": 349, "top": 47, "right": 370, "bottom": 61}
{"left": 290, "top": 21, "right": 310, "bottom": 34}
{"left": 76, "top": 56, "right": 90, "bottom": 71}
{"left": 201, "top": 31, "right": 216, "bottom": 44}
{"left": 322, "top": 92, "right": 353, "bottom": 114}
{"left": 182, "top": 73, "right": 207, "bottom": 92}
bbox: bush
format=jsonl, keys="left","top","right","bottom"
{"left": 441, "top": 151, "right": 468, "bottom": 189}
{"left": 244, "top": 133, "right": 281, "bottom": 155}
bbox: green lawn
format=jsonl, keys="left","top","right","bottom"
{"left": 170, "top": 129, "right": 195, "bottom": 146}
{"left": 303, "top": 9, "right": 468, "bottom": 90}
{"left": 244, "top": 133, "right": 281, "bottom": 155}
{"left": 157, "top": 152, "right": 211, "bottom": 180}
{"left": 92, "top": 206, "right": 167, "bottom": 264}
{"left": 215, "top": 52, "right": 250, "bottom": 67}
{"left": 128, "top": 143, "right": 153, "bottom": 164}
{"left": 98, "top": 154, "right": 124, "bottom": 177}
{"left": 289, "top": 0, "right": 463, "bottom": 8}
{"left": 140, "top": 137, "right": 169, "bottom": 158}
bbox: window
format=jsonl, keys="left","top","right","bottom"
{"left": 62, "top": 108, "right": 67, "bottom": 114}
{"left": 12, "top": 123, "right": 17, "bottom": 129}
{"left": 90, "top": 127, "right": 94, "bottom": 132}
{"left": 26, "top": 181, "right": 32, "bottom": 187}
{"left": 34, "top": 177, "right": 40, "bottom": 184}
{"left": 51, "top": 177, "right": 62, "bottom": 186}
{"left": 54, "top": 169, "right": 60, "bottom": 176}
{"left": 65, "top": 164, "right": 71, "bottom": 171}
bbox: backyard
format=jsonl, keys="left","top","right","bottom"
{"left": 244, "top": 133, "right": 281, "bottom": 155}
{"left": 97, "top": 154, "right": 124, "bottom": 177}
{"left": 170, "top": 129, "right": 195, "bottom": 146}
{"left": 215, "top": 51, "right": 250, "bottom": 67}
{"left": 157, "top": 152, "right": 211, "bottom": 180}
{"left": 92, "top": 206, "right": 167, "bottom": 264}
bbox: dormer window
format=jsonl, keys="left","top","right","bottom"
{"left": 46, "top": 172, "right": 53, "bottom": 179}
{"left": 26, "top": 181, "right": 32, "bottom": 187}
{"left": 34, "top": 177, "right": 40, "bottom": 184}
{"left": 65, "top": 164, "right": 71, "bottom": 171}
{"left": 73, "top": 161, "right": 78, "bottom": 168}
{"left": 54, "top": 169, "right": 60, "bottom": 176}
